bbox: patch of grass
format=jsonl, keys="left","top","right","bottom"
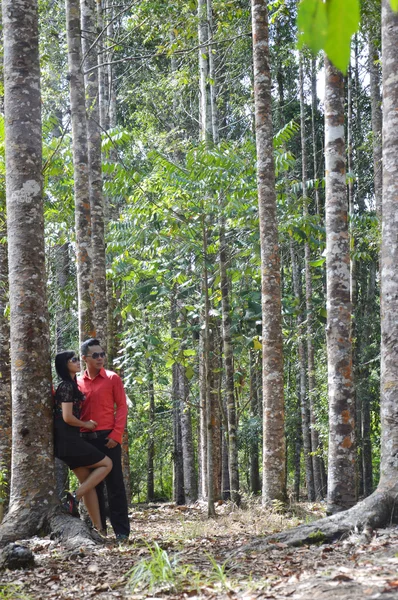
{"left": 126, "top": 542, "right": 232, "bottom": 594}
{"left": 308, "top": 529, "right": 326, "bottom": 544}
{"left": 0, "top": 584, "right": 31, "bottom": 600}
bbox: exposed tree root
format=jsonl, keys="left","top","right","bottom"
{"left": 0, "top": 505, "right": 102, "bottom": 550}
{"left": 238, "top": 491, "right": 398, "bottom": 552}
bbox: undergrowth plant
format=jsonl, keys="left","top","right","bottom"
{"left": 126, "top": 542, "right": 231, "bottom": 593}
{"left": 0, "top": 584, "right": 30, "bottom": 600}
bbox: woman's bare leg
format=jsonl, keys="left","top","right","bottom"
{"left": 72, "top": 457, "right": 112, "bottom": 530}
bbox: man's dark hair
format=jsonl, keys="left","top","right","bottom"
{"left": 55, "top": 350, "right": 76, "bottom": 381}
{"left": 80, "top": 338, "right": 102, "bottom": 357}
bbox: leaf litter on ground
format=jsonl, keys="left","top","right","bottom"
{"left": 2, "top": 499, "right": 398, "bottom": 599}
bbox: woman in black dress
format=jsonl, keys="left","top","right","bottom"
{"left": 54, "top": 350, "right": 112, "bottom": 531}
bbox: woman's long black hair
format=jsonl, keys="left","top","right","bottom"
{"left": 55, "top": 350, "right": 84, "bottom": 400}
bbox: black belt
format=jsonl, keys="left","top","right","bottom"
{"left": 81, "top": 429, "right": 112, "bottom": 440}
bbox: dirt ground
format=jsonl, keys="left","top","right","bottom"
{"left": 2, "top": 501, "right": 398, "bottom": 599}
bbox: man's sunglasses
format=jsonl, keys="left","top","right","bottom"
{"left": 86, "top": 352, "right": 106, "bottom": 359}
{"left": 69, "top": 357, "right": 80, "bottom": 363}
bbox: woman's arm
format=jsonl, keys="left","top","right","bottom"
{"left": 61, "top": 402, "right": 97, "bottom": 430}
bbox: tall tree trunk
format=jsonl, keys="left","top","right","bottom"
{"left": 80, "top": 0, "right": 107, "bottom": 347}
{"left": 0, "top": 227, "right": 11, "bottom": 515}
{"left": 368, "top": 40, "right": 383, "bottom": 220}
{"left": 97, "top": 0, "right": 109, "bottom": 132}
{"left": 198, "top": 328, "right": 207, "bottom": 501}
{"left": 65, "top": 0, "right": 95, "bottom": 343}
{"left": 0, "top": 0, "right": 55, "bottom": 540}
{"left": 121, "top": 424, "right": 131, "bottom": 507}
{"left": 0, "top": 9, "right": 11, "bottom": 516}
{"left": 178, "top": 362, "right": 197, "bottom": 503}
{"left": 209, "top": 323, "right": 222, "bottom": 502}
{"left": 348, "top": 61, "right": 363, "bottom": 498}
{"left": 299, "top": 54, "right": 323, "bottom": 500}
{"left": 54, "top": 242, "right": 70, "bottom": 500}
{"left": 173, "top": 361, "right": 185, "bottom": 505}
{"left": 203, "top": 226, "right": 216, "bottom": 516}
{"left": 198, "top": 0, "right": 212, "bottom": 142}
{"left": 290, "top": 239, "right": 314, "bottom": 501}
{"left": 251, "top": 0, "right": 285, "bottom": 503}
{"left": 310, "top": 58, "right": 320, "bottom": 216}
{"left": 249, "top": 352, "right": 261, "bottom": 495}
{"left": 324, "top": 56, "right": 356, "bottom": 514}
{"left": 379, "top": 0, "right": 398, "bottom": 493}
{"left": 147, "top": 358, "right": 155, "bottom": 503}
{"left": 219, "top": 222, "right": 240, "bottom": 504}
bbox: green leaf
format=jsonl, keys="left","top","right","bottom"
{"left": 391, "top": 0, "right": 398, "bottom": 11}
{"left": 297, "top": 0, "right": 328, "bottom": 54}
{"left": 185, "top": 365, "right": 195, "bottom": 380}
{"left": 253, "top": 337, "right": 262, "bottom": 351}
{"left": 310, "top": 258, "right": 326, "bottom": 267}
{"left": 324, "top": 0, "right": 360, "bottom": 73}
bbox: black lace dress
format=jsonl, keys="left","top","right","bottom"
{"left": 54, "top": 379, "right": 105, "bottom": 470}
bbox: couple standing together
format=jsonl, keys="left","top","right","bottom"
{"left": 53, "top": 338, "right": 130, "bottom": 541}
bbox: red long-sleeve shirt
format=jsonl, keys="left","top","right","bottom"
{"left": 78, "top": 368, "right": 128, "bottom": 444}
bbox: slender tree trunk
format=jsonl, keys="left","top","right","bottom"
{"left": 290, "top": 239, "right": 314, "bottom": 500}
{"left": 206, "top": 0, "right": 219, "bottom": 144}
{"left": 80, "top": 0, "right": 107, "bottom": 347}
{"left": 209, "top": 323, "right": 222, "bottom": 502}
{"left": 107, "top": 0, "right": 117, "bottom": 133}
{"left": 251, "top": 0, "right": 285, "bottom": 503}
{"left": 324, "top": 56, "right": 356, "bottom": 514}
{"left": 249, "top": 351, "right": 261, "bottom": 495}
{"left": 65, "top": 0, "right": 95, "bottom": 343}
{"left": 97, "top": 0, "right": 109, "bottom": 132}
{"left": 310, "top": 58, "right": 320, "bottom": 216}
{"left": 368, "top": 40, "right": 383, "bottom": 220}
{"left": 219, "top": 221, "right": 240, "bottom": 504}
{"left": 121, "top": 424, "right": 131, "bottom": 507}
{"left": 203, "top": 226, "right": 216, "bottom": 516}
{"left": 0, "top": 0, "right": 56, "bottom": 541}
{"left": 173, "top": 361, "right": 185, "bottom": 505}
{"left": 347, "top": 63, "right": 363, "bottom": 498}
{"left": 54, "top": 242, "right": 70, "bottom": 499}
{"left": 147, "top": 358, "right": 155, "bottom": 503}
{"left": 198, "top": 0, "right": 212, "bottom": 142}
{"left": 198, "top": 329, "right": 207, "bottom": 501}
{"left": 360, "top": 263, "right": 376, "bottom": 497}
{"left": 178, "top": 362, "right": 197, "bottom": 503}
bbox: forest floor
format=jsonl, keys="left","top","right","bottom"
{"left": 2, "top": 500, "right": 398, "bottom": 599}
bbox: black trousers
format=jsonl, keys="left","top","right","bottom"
{"left": 81, "top": 430, "right": 130, "bottom": 537}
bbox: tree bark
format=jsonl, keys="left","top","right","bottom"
{"left": 368, "top": 40, "right": 383, "bottom": 220}
{"left": 324, "top": 56, "right": 356, "bottom": 513}
{"left": 379, "top": 0, "right": 398, "bottom": 493}
{"left": 251, "top": 0, "right": 285, "bottom": 503}
{"left": 0, "top": 226, "right": 11, "bottom": 512}
{"left": 80, "top": 0, "right": 107, "bottom": 348}
{"left": 198, "top": 0, "right": 212, "bottom": 142}
{"left": 0, "top": 0, "right": 56, "bottom": 540}
{"left": 219, "top": 221, "right": 240, "bottom": 504}
{"left": 290, "top": 239, "right": 314, "bottom": 501}
{"left": 65, "top": 0, "right": 95, "bottom": 343}
{"left": 178, "top": 362, "right": 197, "bottom": 503}
{"left": 147, "top": 358, "right": 155, "bottom": 503}
{"left": 310, "top": 58, "right": 321, "bottom": 216}
{"left": 249, "top": 352, "right": 261, "bottom": 495}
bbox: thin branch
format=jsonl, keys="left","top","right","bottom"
{"left": 84, "top": 32, "right": 251, "bottom": 75}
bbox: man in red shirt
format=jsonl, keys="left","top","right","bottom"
{"left": 78, "top": 338, "right": 130, "bottom": 540}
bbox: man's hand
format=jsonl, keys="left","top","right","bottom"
{"left": 105, "top": 438, "right": 118, "bottom": 449}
